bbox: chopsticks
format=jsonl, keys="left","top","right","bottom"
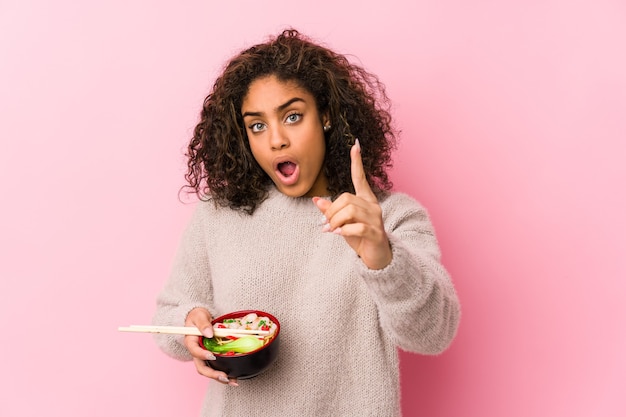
{"left": 118, "top": 325, "right": 270, "bottom": 338}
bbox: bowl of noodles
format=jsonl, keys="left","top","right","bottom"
{"left": 202, "top": 310, "right": 280, "bottom": 379}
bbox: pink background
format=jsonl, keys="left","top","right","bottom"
{"left": 1, "top": 1, "right": 625, "bottom": 416}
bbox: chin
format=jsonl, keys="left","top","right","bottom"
{"left": 274, "top": 183, "right": 311, "bottom": 198}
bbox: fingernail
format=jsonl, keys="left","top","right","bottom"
{"left": 206, "top": 351, "right": 216, "bottom": 361}
{"left": 332, "top": 227, "right": 342, "bottom": 235}
{"left": 320, "top": 215, "right": 328, "bottom": 224}
{"left": 355, "top": 138, "right": 361, "bottom": 152}
{"left": 218, "top": 376, "right": 229, "bottom": 383}
{"left": 322, "top": 223, "right": 331, "bottom": 233}
{"left": 229, "top": 380, "right": 239, "bottom": 387}
{"left": 202, "top": 327, "right": 213, "bottom": 338}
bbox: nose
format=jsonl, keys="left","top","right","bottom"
{"left": 269, "top": 126, "right": 289, "bottom": 150}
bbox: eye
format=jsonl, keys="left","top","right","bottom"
{"left": 285, "top": 112, "right": 302, "bottom": 124}
{"left": 249, "top": 122, "right": 266, "bottom": 133}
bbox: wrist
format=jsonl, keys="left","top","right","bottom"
{"left": 361, "top": 239, "right": 393, "bottom": 270}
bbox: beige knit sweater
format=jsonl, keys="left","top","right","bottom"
{"left": 152, "top": 187, "right": 460, "bottom": 417}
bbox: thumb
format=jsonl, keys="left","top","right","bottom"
{"left": 186, "top": 307, "right": 214, "bottom": 338}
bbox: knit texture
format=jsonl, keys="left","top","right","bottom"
{"left": 152, "top": 187, "right": 460, "bottom": 417}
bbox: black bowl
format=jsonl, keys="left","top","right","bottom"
{"left": 203, "top": 310, "right": 280, "bottom": 379}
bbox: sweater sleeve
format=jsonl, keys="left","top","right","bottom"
{"left": 151, "top": 204, "right": 216, "bottom": 361}
{"left": 356, "top": 194, "right": 460, "bottom": 355}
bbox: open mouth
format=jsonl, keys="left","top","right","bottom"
{"left": 277, "top": 161, "right": 297, "bottom": 178}
{"left": 273, "top": 159, "right": 299, "bottom": 186}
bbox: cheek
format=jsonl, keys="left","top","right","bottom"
{"left": 248, "top": 145, "right": 272, "bottom": 173}
{"left": 313, "top": 137, "right": 326, "bottom": 160}
{"left": 247, "top": 142, "right": 262, "bottom": 161}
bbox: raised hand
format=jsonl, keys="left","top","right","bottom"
{"left": 313, "top": 139, "right": 392, "bottom": 270}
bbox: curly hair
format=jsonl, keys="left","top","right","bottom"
{"left": 185, "top": 29, "right": 397, "bottom": 214}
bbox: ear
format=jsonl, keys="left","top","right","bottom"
{"left": 321, "top": 112, "right": 330, "bottom": 127}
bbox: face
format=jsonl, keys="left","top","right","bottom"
{"left": 242, "top": 75, "right": 329, "bottom": 198}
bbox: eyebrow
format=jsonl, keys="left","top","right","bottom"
{"left": 242, "top": 97, "right": 305, "bottom": 118}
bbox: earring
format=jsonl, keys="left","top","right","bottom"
{"left": 323, "top": 125, "right": 331, "bottom": 132}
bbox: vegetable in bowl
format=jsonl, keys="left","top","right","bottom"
{"left": 203, "top": 335, "right": 263, "bottom": 354}
{"left": 202, "top": 310, "right": 281, "bottom": 379}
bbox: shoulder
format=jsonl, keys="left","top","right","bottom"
{"left": 191, "top": 188, "right": 306, "bottom": 222}
{"left": 378, "top": 191, "right": 434, "bottom": 232}
{"left": 379, "top": 191, "right": 426, "bottom": 214}
{"left": 186, "top": 198, "right": 244, "bottom": 229}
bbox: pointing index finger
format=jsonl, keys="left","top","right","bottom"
{"left": 351, "top": 139, "right": 376, "bottom": 200}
